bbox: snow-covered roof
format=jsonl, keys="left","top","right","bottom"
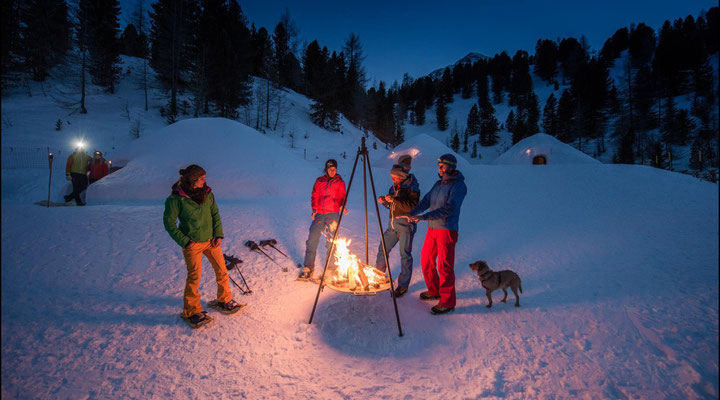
{"left": 492, "top": 133, "right": 601, "bottom": 165}
{"left": 373, "top": 133, "right": 471, "bottom": 170}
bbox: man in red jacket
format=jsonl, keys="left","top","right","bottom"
{"left": 299, "top": 159, "right": 348, "bottom": 280}
{"left": 89, "top": 150, "right": 109, "bottom": 184}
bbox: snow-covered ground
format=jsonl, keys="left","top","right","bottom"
{"left": 2, "top": 114, "right": 718, "bottom": 399}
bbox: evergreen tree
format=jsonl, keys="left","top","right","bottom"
{"left": 301, "top": 40, "right": 324, "bottom": 99}
{"left": 440, "top": 67, "right": 453, "bottom": 103}
{"left": 251, "top": 25, "right": 273, "bottom": 79}
{"left": 195, "top": 0, "right": 252, "bottom": 118}
{"left": 463, "top": 127, "right": 469, "bottom": 153}
{"left": 616, "top": 128, "right": 636, "bottom": 164}
{"left": 489, "top": 52, "right": 511, "bottom": 104}
{"left": 310, "top": 50, "right": 342, "bottom": 131}
{"left": 542, "top": 93, "right": 558, "bottom": 135}
{"left": 451, "top": 132, "right": 460, "bottom": 152}
{"left": 130, "top": 0, "right": 150, "bottom": 111}
{"left": 20, "top": 0, "right": 71, "bottom": 81}
{"left": 82, "top": 0, "right": 122, "bottom": 93}
{"left": 120, "top": 24, "right": 140, "bottom": 56}
{"left": 673, "top": 109, "right": 695, "bottom": 146}
{"left": 557, "top": 37, "right": 587, "bottom": 83}
{"left": 660, "top": 96, "right": 677, "bottom": 144}
{"left": 479, "top": 100, "right": 499, "bottom": 146}
{"left": 435, "top": 97, "right": 448, "bottom": 131}
{"left": 600, "top": 27, "right": 629, "bottom": 65}
{"left": 628, "top": 23, "right": 656, "bottom": 67}
{"left": 341, "top": 33, "right": 367, "bottom": 123}
{"left": 150, "top": 0, "right": 198, "bottom": 116}
{"left": 534, "top": 39, "right": 558, "bottom": 83}
{"left": 633, "top": 65, "right": 657, "bottom": 132}
{"left": 1, "top": 0, "right": 21, "bottom": 86}
{"left": 414, "top": 99, "right": 426, "bottom": 125}
{"left": 270, "top": 20, "right": 301, "bottom": 92}
{"left": 471, "top": 141, "right": 478, "bottom": 158}
{"left": 466, "top": 104, "right": 481, "bottom": 136}
{"left": 509, "top": 50, "right": 532, "bottom": 107}
{"left": 556, "top": 89, "right": 576, "bottom": 142}
{"left": 526, "top": 92, "right": 540, "bottom": 135}
{"left": 477, "top": 74, "right": 491, "bottom": 108}
{"left": 505, "top": 110, "right": 516, "bottom": 135}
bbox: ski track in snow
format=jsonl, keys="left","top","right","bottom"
{"left": 2, "top": 168, "right": 718, "bottom": 400}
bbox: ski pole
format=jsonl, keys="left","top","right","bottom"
{"left": 259, "top": 239, "right": 289, "bottom": 258}
{"left": 244, "top": 241, "right": 288, "bottom": 271}
{"left": 224, "top": 254, "right": 252, "bottom": 294}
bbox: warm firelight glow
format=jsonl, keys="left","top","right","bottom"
{"left": 329, "top": 237, "right": 388, "bottom": 291}
{"left": 387, "top": 148, "right": 421, "bottom": 162}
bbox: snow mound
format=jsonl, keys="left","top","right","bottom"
{"left": 87, "top": 118, "right": 316, "bottom": 202}
{"left": 492, "top": 133, "right": 601, "bottom": 165}
{"left": 374, "top": 134, "right": 471, "bottom": 170}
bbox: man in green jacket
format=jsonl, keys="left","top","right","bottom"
{"left": 163, "top": 165, "right": 242, "bottom": 327}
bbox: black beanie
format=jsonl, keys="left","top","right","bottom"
{"left": 324, "top": 159, "right": 338, "bottom": 172}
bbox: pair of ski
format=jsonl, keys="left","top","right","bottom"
{"left": 180, "top": 300, "right": 246, "bottom": 329}
{"left": 244, "top": 239, "right": 290, "bottom": 272}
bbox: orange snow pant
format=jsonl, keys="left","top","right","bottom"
{"left": 181, "top": 241, "right": 232, "bottom": 318}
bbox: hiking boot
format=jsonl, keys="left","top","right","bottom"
{"left": 419, "top": 291, "right": 440, "bottom": 300}
{"left": 63, "top": 195, "right": 71, "bottom": 203}
{"left": 188, "top": 311, "right": 210, "bottom": 325}
{"left": 393, "top": 287, "right": 408, "bottom": 298}
{"left": 431, "top": 305, "right": 455, "bottom": 315}
{"left": 210, "top": 299, "right": 243, "bottom": 314}
{"left": 298, "top": 266, "right": 313, "bottom": 279}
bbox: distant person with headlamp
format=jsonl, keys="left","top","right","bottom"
{"left": 64, "top": 145, "right": 91, "bottom": 206}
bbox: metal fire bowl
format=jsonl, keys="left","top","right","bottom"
{"left": 323, "top": 280, "right": 392, "bottom": 296}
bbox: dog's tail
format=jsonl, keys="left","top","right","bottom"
{"left": 519, "top": 280, "right": 523, "bottom": 294}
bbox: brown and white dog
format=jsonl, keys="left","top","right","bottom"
{"left": 469, "top": 260, "right": 522, "bottom": 308}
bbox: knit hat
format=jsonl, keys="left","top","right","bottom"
{"left": 179, "top": 164, "right": 206, "bottom": 185}
{"left": 324, "top": 159, "right": 338, "bottom": 172}
{"left": 437, "top": 153, "right": 457, "bottom": 169}
{"left": 390, "top": 164, "right": 409, "bottom": 180}
{"left": 397, "top": 154, "right": 412, "bottom": 172}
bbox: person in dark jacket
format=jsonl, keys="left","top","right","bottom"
{"left": 88, "top": 150, "right": 109, "bottom": 184}
{"left": 375, "top": 156, "right": 420, "bottom": 297}
{"left": 64, "top": 146, "right": 91, "bottom": 205}
{"left": 402, "top": 154, "right": 467, "bottom": 314}
{"left": 299, "top": 159, "right": 348, "bottom": 280}
{"left": 163, "top": 165, "right": 241, "bottom": 326}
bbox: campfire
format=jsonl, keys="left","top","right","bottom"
{"left": 323, "top": 237, "right": 391, "bottom": 294}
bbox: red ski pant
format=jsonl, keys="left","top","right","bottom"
{"left": 181, "top": 241, "right": 232, "bottom": 318}
{"left": 420, "top": 228, "right": 459, "bottom": 308}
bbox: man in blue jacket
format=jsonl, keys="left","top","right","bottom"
{"left": 402, "top": 154, "right": 467, "bottom": 314}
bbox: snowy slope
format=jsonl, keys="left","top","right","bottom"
{"left": 2, "top": 116, "right": 718, "bottom": 399}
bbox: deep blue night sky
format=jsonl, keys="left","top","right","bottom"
{"left": 121, "top": 0, "right": 716, "bottom": 87}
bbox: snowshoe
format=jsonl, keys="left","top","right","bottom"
{"left": 297, "top": 266, "right": 316, "bottom": 281}
{"left": 207, "top": 299, "right": 246, "bottom": 315}
{"left": 181, "top": 311, "right": 213, "bottom": 329}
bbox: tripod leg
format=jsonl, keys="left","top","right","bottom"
{"left": 366, "top": 152, "right": 404, "bottom": 337}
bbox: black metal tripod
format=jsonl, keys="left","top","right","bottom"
{"left": 308, "top": 137, "right": 404, "bottom": 337}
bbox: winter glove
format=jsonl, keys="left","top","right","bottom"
{"left": 65, "top": 173, "right": 71, "bottom": 181}
{"left": 211, "top": 237, "right": 222, "bottom": 248}
{"left": 184, "top": 239, "right": 195, "bottom": 249}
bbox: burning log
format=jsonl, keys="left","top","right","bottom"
{"left": 358, "top": 265, "right": 369, "bottom": 289}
